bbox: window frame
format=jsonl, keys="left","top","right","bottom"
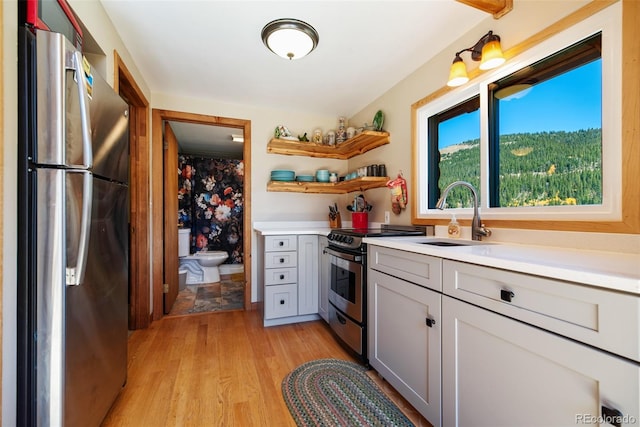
{"left": 413, "top": 3, "right": 622, "bottom": 226}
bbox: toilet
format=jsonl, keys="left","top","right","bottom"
{"left": 193, "top": 251, "right": 229, "bottom": 283}
{"left": 178, "top": 228, "right": 229, "bottom": 284}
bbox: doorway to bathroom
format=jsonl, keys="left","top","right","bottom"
{"left": 151, "top": 109, "right": 252, "bottom": 318}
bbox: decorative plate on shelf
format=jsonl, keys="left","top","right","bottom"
{"left": 373, "top": 110, "right": 384, "bottom": 131}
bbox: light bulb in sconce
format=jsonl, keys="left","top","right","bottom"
{"left": 479, "top": 36, "right": 505, "bottom": 70}
{"left": 447, "top": 55, "right": 470, "bottom": 87}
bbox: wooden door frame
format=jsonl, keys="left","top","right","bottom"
{"left": 151, "top": 109, "right": 252, "bottom": 320}
{"left": 114, "top": 52, "right": 151, "bottom": 329}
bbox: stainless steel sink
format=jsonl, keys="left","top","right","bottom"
{"left": 419, "top": 238, "right": 492, "bottom": 247}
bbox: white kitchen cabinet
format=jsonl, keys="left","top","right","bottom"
{"left": 263, "top": 234, "right": 320, "bottom": 326}
{"left": 443, "top": 259, "right": 640, "bottom": 362}
{"left": 442, "top": 295, "right": 639, "bottom": 427}
{"left": 368, "top": 245, "right": 443, "bottom": 426}
{"left": 298, "top": 235, "right": 319, "bottom": 316}
{"left": 264, "top": 284, "right": 297, "bottom": 319}
{"left": 318, "top": 236, "right": 329, "bottom": 322}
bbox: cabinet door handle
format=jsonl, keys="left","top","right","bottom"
{"left": 601, "top": 406, "right": 623, "bottom": 427}
{"left": 279, "top": 274, "right": 285, "bottom": 280}
{"left": 500, "top": 289, "right": 515, "bottom": 302}
{"left": 425, "top": 317, "right": 436, "bottom": 327}
{"left": 280, "top": 299, "right": 285, "bottom": 305}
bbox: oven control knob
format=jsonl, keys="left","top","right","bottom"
{"left": 346, "top": 237, "right": 354, "bottom": 244}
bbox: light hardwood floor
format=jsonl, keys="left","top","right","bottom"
{"left": 102, "top": 309, "right": 431, "bottom": 426}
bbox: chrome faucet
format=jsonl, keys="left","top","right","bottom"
{"left": 436, "top": 181, "right": 491, "bottom": 241}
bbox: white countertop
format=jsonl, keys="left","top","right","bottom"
{"left": 253, "top": 221, "right": 333, "bottom": 236}
{"left": 363, "top": 236, "right": 640, "bottom": 295}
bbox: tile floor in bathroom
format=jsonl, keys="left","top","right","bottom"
{"left": 167, "top": 273, "right": 245, "bottom": 317}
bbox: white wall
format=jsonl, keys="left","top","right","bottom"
{"left": 3, "top": 1, "right": 18, "bottom": 424}
{"left": 348, "top": 0, "right": 639, "bottom": 254}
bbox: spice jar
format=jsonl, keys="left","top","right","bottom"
{"left": 336, "top": 117, "right": 347, "bottom": 144}
{"left": 312, "top": 129, "right": 323, "bottom": 144}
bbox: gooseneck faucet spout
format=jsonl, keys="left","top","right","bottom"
{"left": 436, "top": 181, "right": 491, "bottom": 241}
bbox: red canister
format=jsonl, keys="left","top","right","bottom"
{"left": 352, "top": 212, "right": 369, "bottom": 230}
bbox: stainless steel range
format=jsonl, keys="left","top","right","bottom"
{"left": 324, "top": 225, "right": 431, "bottom": 362}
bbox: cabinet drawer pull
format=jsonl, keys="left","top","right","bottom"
{"left": 279, "top": 274, "right": 285, "bottom": 280}
{"left": 425, "top": 317, "right": 436, "bottom": 327}
{"left": 601, "top": 406, "right": 623, "bottom": 427}
{"left": 279, "top": 258, "right": 285, "bottom": 263}
{"left": 279, "top": 241, "right": 284, "bottom": 246}
{"left": 280, "top": 299, "right": 285, "bottom": 305}
{"left": 500, "top": 289, "right": 515, "bottom": 302}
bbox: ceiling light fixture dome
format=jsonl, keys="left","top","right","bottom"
{"left": 261, "top": 18, "right": 319, "bottom": 60}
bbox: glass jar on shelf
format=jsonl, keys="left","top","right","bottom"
{"left": 336, "top": 117, "right": 347, "bottom": 144}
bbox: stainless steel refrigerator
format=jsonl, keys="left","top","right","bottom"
{"left": 18, "top": 27, "right": 130, "bottom": 426}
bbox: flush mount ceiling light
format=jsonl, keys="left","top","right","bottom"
{"left": 231, "top": 134, "right": 244, "bottom": 143}
{"left": 447, "top": 30, "right": 505, "bottom": 87}
{"left": 261, "top": 18, "right": 319, "bottom": 60}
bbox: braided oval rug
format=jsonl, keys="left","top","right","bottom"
{"left": 281, "top": 358, "right": 415, "bottom": 427}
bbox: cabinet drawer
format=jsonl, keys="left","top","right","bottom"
{"left": 443, "top": 260, "right": 640, "bottom": 362}
{"left": 264, "top": 251, "right": 297, "bottom": 268}
{"left": 369, "top": 245, "right": 442, "bottom": 292}
{"left": 265, "top": 267, "right": 297, "bottom": 286}
{"left": 264, "top": 284, "right": 298, "bottom": 319}
{"left": 265, "top": 235, "right": 297, "bottom": 252}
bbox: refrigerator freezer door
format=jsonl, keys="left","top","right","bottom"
{"left": 35, "top": 29, "right": 129, "bottom": 184}
{"left": 65, "top": 176, "right": 128, "bottom": 426}
{"left": 87, "top": 63, "right": 130, "bottom": 183}
{"left": 36, "top": 29, "right": 92, "bottom": 170}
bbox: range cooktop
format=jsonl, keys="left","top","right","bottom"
{"left": 327, "top": 225, "right": 430, "bottom": 252}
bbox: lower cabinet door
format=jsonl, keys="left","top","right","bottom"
{"left": 264, "top": 284, "right": 298, "bottom": 319}
{"left": 368, "top": 269, "right": 442, "bottom": 426}
{"left": 442, "top": 295, "right": 640, "bottom": 427}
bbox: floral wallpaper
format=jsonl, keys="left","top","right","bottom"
{"left": 178, "top": 155, "right": 244, "bottom": 264}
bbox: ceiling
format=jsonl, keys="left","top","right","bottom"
{"left": 99, "top": 1, "right": 490, "bottom": 156}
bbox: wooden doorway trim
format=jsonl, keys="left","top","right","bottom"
{"left": 114, "top": 52, "right": 151, "bottom": 329}
{"left": 151, "top": 109, "right": 252, "bottom": 320}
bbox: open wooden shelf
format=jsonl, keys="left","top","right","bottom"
{"left": 267, "top": 130, "right": 390, "bottom": 159}
{"left": 267, "top": 176, "right": 389, "bottom": 194}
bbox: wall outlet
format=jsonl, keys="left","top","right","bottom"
{"left": 384, "top": 211, "right": 390, "bottom": 224}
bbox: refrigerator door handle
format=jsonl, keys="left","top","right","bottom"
{"left": 72, "top": 50, "right": 93, "bottom": 169}
{"left": 66, "top": 171, "right": 92, "bottom": 286}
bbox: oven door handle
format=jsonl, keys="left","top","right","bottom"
{"left": 323, "top": 247, "right": 362, "bottom": 262}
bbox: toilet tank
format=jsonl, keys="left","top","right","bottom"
{"left": 178, "top": 228, "right": 191, "bottom": 257}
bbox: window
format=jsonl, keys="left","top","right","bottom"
{"left": 414, "top": 4, "right": 621, "bottom": 225}
{"left": 488, "top": 33, "right": 602, "bottom": 208}
{"left": 427, "top": 96, "right": 480, "bottom": 209}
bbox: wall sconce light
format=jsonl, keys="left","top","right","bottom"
{"left": 261, "top": 18, "right": 319, "bottom": 60}
{"left": 447, "top": 31, "right": 505, "bottom": 87}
